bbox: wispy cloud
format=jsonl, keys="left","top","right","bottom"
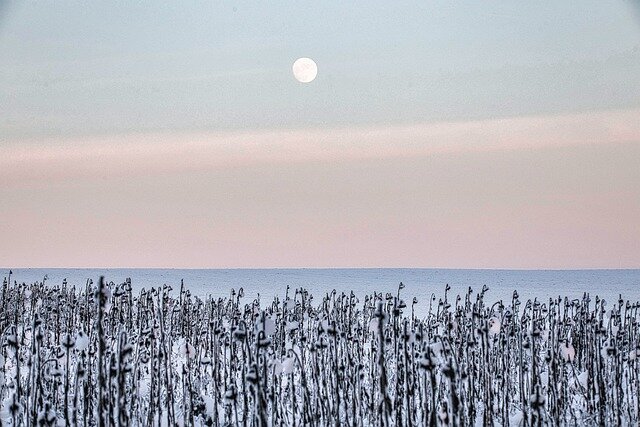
{"left": 2, "top": 108, "right": 639, "bottom": 188}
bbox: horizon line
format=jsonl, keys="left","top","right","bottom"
{"left": 3, "top": 266, "right": 639, "bottom": 271}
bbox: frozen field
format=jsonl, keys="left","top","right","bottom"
{"left": 5, "top": 268, "right": 640, "bottom": 317}
{"left": 1, "top": 268, "right": 640, "bottom": 425}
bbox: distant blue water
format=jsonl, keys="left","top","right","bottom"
{"left": 3, "top": 269, "right": 639, "bottom": 316}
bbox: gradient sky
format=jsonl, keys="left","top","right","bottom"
{"left": 1, "top": 1, "right": 639, "bottom": 268}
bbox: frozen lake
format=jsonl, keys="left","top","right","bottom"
{"left": 4, "top": 268, "right": 639, "bottom": 315}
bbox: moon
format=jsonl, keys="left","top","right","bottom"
{"left": 292, "top": 57, "right": 318, "bottom": 83}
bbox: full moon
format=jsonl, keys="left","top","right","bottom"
{"left": 292, "top": 57, "right": 318, "bottom": 83}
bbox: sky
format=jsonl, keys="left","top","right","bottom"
{"left": 0, "top": 1, "right": 639, "bottom": 268}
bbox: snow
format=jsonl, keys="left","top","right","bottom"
{"left": 560, "top": 341, "right": 576, "bottom": 362}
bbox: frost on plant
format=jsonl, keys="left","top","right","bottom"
{"left": 0, "top": 275, "right": 639, "bottom": 426}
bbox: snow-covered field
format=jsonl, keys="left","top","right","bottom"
{"left": 1, "top": 271, "right": 640, "bottom": 425}
{"left": 6, "top": 268, "right": 640, "bottom": 318}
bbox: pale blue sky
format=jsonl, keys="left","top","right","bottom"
{"left": 1, "top": 1, "right": 639, "bottom": 139}
{"left": 1, "top": 1, "right": 639, "bottom": 268}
